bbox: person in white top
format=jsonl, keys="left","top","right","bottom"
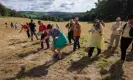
{"left": 120, "top": 14, "right": 133, "bottom": 61}
{"left": 108, "top": 17, "right": 122, "bottom": 49}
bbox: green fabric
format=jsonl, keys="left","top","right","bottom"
{"left": 54, "top": 32, "right": 68, "bottom": 49}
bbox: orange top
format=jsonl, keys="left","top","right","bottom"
{"left": 74, "top": 23, "right": 81, "bottom": 37}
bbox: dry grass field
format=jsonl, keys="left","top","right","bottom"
{"left": 0, "top": 17, "right": 133, "bottom": 80}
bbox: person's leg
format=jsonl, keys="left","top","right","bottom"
{"left": 26, "top": 30, "right": 30, "bottom": 38}
{"left": 68, "top": 32, "right": 71, "bottom": 44}
{"left": 88, "top": 47, "right": 95, "bottom": 57}
{"left": 120, "top": 37, "right": 132, "bottom": 60}
{"left": 73, "top": 36, "right": 78, "bottom": 51}
{"left": 77, "top": 36, "right": 80, "bottom": 49}
{"left": 57, "top": 49, "right": 62, "bottom": 60}
{"left": 31, "top": 31, "right": 34, "bottom": 41}
{"left": 109, "top": 34, "right": 115, "bottom": 48}
{"left": 114, "top": 35, "right": 121, "bottom": 47}
{"left": 45, "top": 38, "right": 50, "bottom": 49}
{"left": 41, "top": 34, "right": 45, "bottom": 49}
{"left": 33, "top": 32, "right": 39, "bottom": 40}
{"left": 97, "top": 48, "right": 101, "bottom": 55}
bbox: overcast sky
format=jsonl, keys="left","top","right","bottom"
{"left": 0, "top": 0, "right": 97, "bottom": 12}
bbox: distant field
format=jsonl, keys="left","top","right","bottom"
{"left": 0, "top": 17, "right": 132, "bottom": 80}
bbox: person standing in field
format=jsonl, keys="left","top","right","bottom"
{"left": 41, "top": 24, "right": 68, "bottom": 60}
{"left": 66, "top": 19, "right": 75, "bottom": 44}
{"left": 38, "top": 21, "right": 50, "bottom": 49}
{"left": 15, "top": 23, "right": 18, "bottom": 29}
{"left": 108, "top": 17, "right": 123, "bottom": 49}
{"left": 29, "top": 19, "right": 38, "bottom": 41}
{"left": 5, "top": 23, "right": 8, "bottom": 28}
{"left": 11, "top": 22, "right": 13, "bottom": 28}
{"left": 20, "top": 23, "right": 30, "bottom": 38}
{"left": 73, "top": 17, "right": 81, "bottom": 51}
{"left": 88, "top": 19, "right": 105, "bottom": 57}
{"left": 120, "top": 14, "right": 133, "bottom": 61}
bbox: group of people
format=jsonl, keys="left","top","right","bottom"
{"left": 11, "top": 22, "right": 18, "bottom": 29}
{"left": 18, "top": 15, "right": 133, "bottom": 61}
{"left": 108, "top": 15, "right": 133, "bottom": 60}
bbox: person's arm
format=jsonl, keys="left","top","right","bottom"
{"left": 88, "top": 26, "right": 94, "bottom": 32}
{"left": 111, "top": 24, "right": 115, "bottom": 30}
{"left": 41, "top": 35, "right": 50, "bottom": 42}
{"left": 66, "top": 23, "right": 69, "bottom": 28}
{"left": 19, "top": 26, "right": 23, "bottom": 33}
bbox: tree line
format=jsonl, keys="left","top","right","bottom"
{"left": 0, "top": 3, "right": 23, "bottom": 17}
{"left": 79, "top": 0, "right": 133, "bottom": 21}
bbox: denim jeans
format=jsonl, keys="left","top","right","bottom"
{"left": 73, "top": 36, "right": 80, "bottom": 51}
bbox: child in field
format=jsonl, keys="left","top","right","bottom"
{"left": 38, "top": 21, "right": 50, "bottom": 49}
{"left": 20, "top": 24, "right": 30, "bottom": 38}
{"left": 88, "top": 19, "right": 105, "bottom": 57}
{"left": 41, "top": 24, "right": 68, "bottom": 60}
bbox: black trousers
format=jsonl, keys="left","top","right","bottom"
{"left": 88, "top": 47, "right": 101, "bottom": 57}
{"left": 26, "top": 30, "right": 30, "bottom": 38}
{"left": 68, "top": 31, "right": 74, "bottom": 43}
{"left": 73, "top": 36, "right": 80, "bottom": 51}
{"left": 120, "top": 37, "right": 133, "bottom": 60}
{"left": 41, "top": 34, "right": 50, "bottom": 49}
{"left": 30, "top": 30, "right": 38, "bottom": 41}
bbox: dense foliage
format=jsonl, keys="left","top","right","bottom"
{"left": 0, "top": 3, "right": 23, "bottom": 17}
{"left": 79, "top": 0, "right": 133, "bottom": 21}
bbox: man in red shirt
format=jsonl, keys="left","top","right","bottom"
{"left": 20, "top": 23, "right": 30, "bottom": 38}
{"left": 38, "top": 21, "right": 50, "bottom": 49}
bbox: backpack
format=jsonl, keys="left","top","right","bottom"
{"left": 123, "top": 23, "right": 133, "bottom": 38}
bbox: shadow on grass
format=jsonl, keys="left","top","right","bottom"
{"left": 18, "top": 48, "right": 42, "bottom": 58}
{"left": 67, "top": 56, "right": 99, "bottom": 74}
{"left": 126, "top": 51, "right": 133, "bottom": 62}
{"left": 9, "top": 40, "right": 29, "bottom": 45}
{"left": 100, "top": 60, "right": 124, "bottom": 80}
{"left": 8, "top": 60, "right": 57, "bottom": 80}
{"left": 102, "top": 47, "right": 117, "bottom": 59}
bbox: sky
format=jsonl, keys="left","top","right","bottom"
{"left": 0, "top": 0, "right": 97, "bottom": 12}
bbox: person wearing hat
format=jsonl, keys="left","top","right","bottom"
{"left": 73, "top": 17, "right": 81, "bottom": 51}
{"left": 120, "top": 14, "right": 133, "bottom": 61}
{"left": 108, "top": 17, "right": 123, "bottom": 49}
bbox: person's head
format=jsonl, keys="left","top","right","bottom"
{"left": 94, "top": 19, "right": 100, "bottom": 24}
{"left": 21, "top": 24, "right": 24, "bottom": 27}
{"left": 38, "top": 21, "right": 41, "bottom": 25}
{"left": 69, "top": 19, "right": 74, "bottom": 24}
{"left": 116, "top": 17, "right": 121, "bottom": 22}
{"left": 47, "top": 24, "right": 53, "bottom": 32}
{"left": 31, "top": 19, "right": 33, "bottom": 22}
{"left": 74, "top": 17, "right": 79, "bottom": 23}
{"left": 127, "top": 14, "right": 133, "bottom": 24}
